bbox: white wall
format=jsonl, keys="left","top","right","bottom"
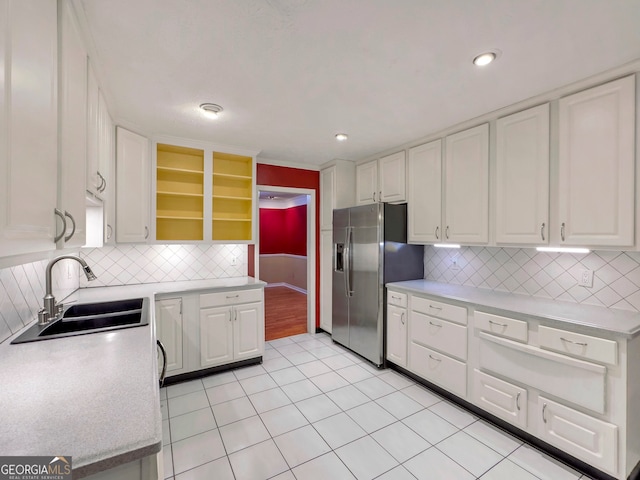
{"left": 425, "top": 246, "right": 640, "bottom": 312}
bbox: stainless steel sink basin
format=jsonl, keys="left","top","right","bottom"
{"left": 11, "top": 298, "right": 149, "bottom": 344}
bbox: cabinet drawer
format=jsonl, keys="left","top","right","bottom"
{"left": 200, "top": 288, "right": 263, "bottom": 308}
{"left": 538, "top": 396, "right": 618, "bottom": 476}
{"left": 539, "top": 326, "right": 617, "bottom": 366}
{"left": 411, "top": 311, "right": 467, "bottom": 361}
{"left": 409, "top": 342, "right": 466, "bottom": 397}
{"left": 411, "top": 296, "right": 467, "bottom": 325}
{"left": 387, "top": 290, "right": 408, "bottom": 308}
{"left": 474, "top": 311, "right": 527, "bottom": 343}
{"left": 479, "top": 332, "right": 606, "bottom": 414}
{"left": 473, "top": 369, "right": 527, "bottom": 429}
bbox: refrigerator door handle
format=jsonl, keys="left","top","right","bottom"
{"left": 345, "top": 226, "right": 354, "bottom": 297}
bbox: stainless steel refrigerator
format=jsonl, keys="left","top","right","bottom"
{"left": 332, "top": 203, "right": 424, "bottom": 366}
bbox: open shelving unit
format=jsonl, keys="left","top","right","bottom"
{"left": 156, "top": 144, "right": 204, "bottom": 241}
{"left": 212, "top": 152, "right": 253, "bottom": 241}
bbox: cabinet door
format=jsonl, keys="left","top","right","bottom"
{"left": 200, "top": 306, "right": 233, "bottom": 368}
{"left": 473, "top": 369, "right": 527, "bottom": 429}
{"left": 408, "top": 140, "right": 442, "bottom": 243}
{"left": 320, "top": 166, "right": 336, "bottom": 230}
{"left": 558, "top": 76, "right": 635, "bottom": 246}
{"left": 444, "top": 124, "right": 489, "bottom": 244}
{"left": 379, "top": 151, "right": 406, "bottom": 203}
{"left": 0, "top": 0, "right": 58, "bottom": 257}
{"left": 233, "top": 302, "right": 264, "bottom": 361}
{"left": 538, "top": 396, "right": 618, "bottom": 476}
{"left": 58, "top": 0, "right": 87, "bottom": 248}
{"left": 116, "top": 127, "right": 149, "bottom": 243}
{"left": 386, "top": 304, "right": 407, "bottom": 367}
{"left": 356, "top": 160, "right": 378, "bottom": 205}
{"left": 496, "top": 104, "right": 550, "bottom": 244}
{"left": 86, "top": 62, "right": 101, "bottom": 195}
{"left": 320, "top": 230, "right": 333, "bottom": 333}
{"left": 156, "top": 298, "right": 183, "bottom": 373}
{"left": 98, "top": 92, "right": 115, "bottom": 244}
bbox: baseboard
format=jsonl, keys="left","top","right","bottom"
{"left": 265, "top": 282, "right": 307, "bottom": 294}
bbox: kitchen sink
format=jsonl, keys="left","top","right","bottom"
{"left": 11, "top": 298, "right": 149, "bottom": 344}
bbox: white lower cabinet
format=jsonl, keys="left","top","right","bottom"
{"left": 155, "top": 297, "right": 184, "bottom": 374}
{"left": 409, "top": 342, "right": 467, "bottom": 397}
{"left": 473, "top": 369, "right": 527, "bottom": 429}
{"left": 155, "top": 287, "right": 264, "bottom": 378}
{"left": 538, "top": 396, "right": 618, "bottom": 476}
{"left": 386, "top": 290, "right": 408, "bottom": 367}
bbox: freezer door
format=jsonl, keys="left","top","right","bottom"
{"left": 349, "top": 204, "right": 383, "bottom": 364}
{"left": 332, "top": 209, "right": 350, "bottom": 347}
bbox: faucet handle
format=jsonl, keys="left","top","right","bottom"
{"left": 38, "top": 309, "right": 49, "bottom": 326}
{"left": 56, "top": 303, "right": 64, "bottom": 317}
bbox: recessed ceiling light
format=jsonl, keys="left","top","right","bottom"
{"left": 199, "top": 103, "right": 223, "bottom": 119}
{"left": 335, "top": 133, "right": 348, "bottom": 141}
{"left": 473, "top": 52, "right": 497, "bottom": 66}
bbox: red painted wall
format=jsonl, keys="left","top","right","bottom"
{"left": 259, "top": 205, "right": 307, "bottom": 255}
{"left": 254, "top": 164, "right": 320, "bottom": 328}
{"left": 285, "top": 205, "right": 307, "bottom": 256}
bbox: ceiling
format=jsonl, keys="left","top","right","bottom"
{"left": 77, "top": 0, "right": 640, "bottom": 167}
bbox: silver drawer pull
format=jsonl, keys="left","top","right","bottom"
{"left": 542, "top": 403, "right": 548, "bottom": 423}
{"left": 560, "top": 337, "right": 588, "bottom": 347}
{"left": 429, "top": 321, "right": 442, "bottom": 328}
{"left": 400, "top": 312, "right": 405, "bottom": 325}
{"left": 488, "top": 319, "right": 508, "bottom": 328}
{"left": 226, "top": 294, "right": 240, "bottom": 299}
{"left": 516, "top": 392, "right": 521, "bottom": 411}
{"left": 429, "top": 305, "right": 442, "bottom": 310}
{"left": 391, "top": 295, "right": 401, "bottom": 300}
{"left": 428, "top": 354, "right": 441, "bottom": 362}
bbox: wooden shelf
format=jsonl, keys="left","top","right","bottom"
{"left": 158, "top": 166, "right": 204, "bottom": 175}
{"left": 212, "top": 172, "right": 251, "bottom": 180}
{"left": 212, "top": 194, "right": 252, "bottom": 201}
{"left": 157, "top": 191, "right": 204, "bottom": 198}
{"left": 158, "top": 215, "right": 204, "bottom": 220}
{"left": 212, "top": 217, "right": 251, "bottom": 222}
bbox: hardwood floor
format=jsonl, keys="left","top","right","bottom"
{"left": 264, "top": 285, "right": 307, "bottom": 341}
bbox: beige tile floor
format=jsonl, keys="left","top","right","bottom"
{"left": 160, "top": 332, "right": 595, "bottom": 480}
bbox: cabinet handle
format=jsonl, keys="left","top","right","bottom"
{"left": 561, "top": 222, "right": 565, "bottom": 241}
{"left": 106, "top": 224, "right": 113, "bottom": 240}
{"left": 429, "top": 321, "right": 442, "bottom": 328}
{"left": 429, "top": 304, "right": 442, "bottom": 310}
{"left": 64, "top": 211, "right": 76, "bottom": 242}
{"left": 445, "top": 226, "right": 450, "bottom": 239}
{"left": 379, "top": 191, "right": 382, "bottom": 202}
{"left": 516, "top": 392, "right": 521, "bottom": 411}
{"left": 157, "top": 340, "right": 167, "bottom": 387}
{"left": 428, "top": 354, "right": 441, "bottom": 362}
{"left": 488, "top": 319, "right": 508, "bottom": 328}
{"left": 179, "top": 300, "right": 182, "bottom": 315}
{"left": 144, "top": 226, "right": 149, "bottom": 239}
{"left": 229, "top": 308, "right": 233, "bottom": 322}
{"left": 98, "top": 171, "right": 106, "bottom": 192}
{"left": 234, "top": 308, "right": 238, "bottom": 321}
{"left": 540, "top": 222, "right": 545, "bottom": 241}
{"left": 560, "top": 337, "right": 588, "bottom": 347}
{"left": 391, "top": 295, "right": 401, "bottom": 301}
{"left": 226, "top": 294, "right": 240, "bottom": 299}
{"left": 400, "top": 312, "right": 405, "bottom": 325}
{"left": 372, "top": 192, "right": 376, "bottom": 202}
{"left": 54, "top": 208, "right": 67, "bottom": 243}
{"left": 542, "top": 403, "right": 548, "bottom": 423}
{"left": 435, "top": 226, "right": 439, "bottom": 240}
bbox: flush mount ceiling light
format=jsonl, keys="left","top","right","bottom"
{"left": 335, "top": 133, "right": 348, "bottom": 141}
{"left": 473, "top": 51, "right": 497, "bottom": 66}
{"left": 199, "top": 103, "right": 223, "bottom": 119}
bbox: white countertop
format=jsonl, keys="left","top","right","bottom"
{"left": 387, "top": 280, "right": 640, "bottom": 338}
{"left": 0, "top": 277, "right": 265, "bottom": 479}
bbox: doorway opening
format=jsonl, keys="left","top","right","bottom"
{"left": 256, "top": 186, "right": 316, "bottom": 340}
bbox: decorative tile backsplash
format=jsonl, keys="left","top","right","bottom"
{"left": 79, "top": 244, "right": 248, "bottom": 287}
{"left": 425, "top": 246, "right": 640, "bottom": 312}
{"left": 0, "top": 257, "right": 79, "bottom": 342}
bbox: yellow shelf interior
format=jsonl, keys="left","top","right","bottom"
{"left": 212, "top": 152, "right": 253, "bottom": 241}
{"left": 157, "top": 144, "right": 204, "bottom": 241}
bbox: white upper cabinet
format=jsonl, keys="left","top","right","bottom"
{"left": 86, "top": 62, "right": 101, "bottom": 196}
{"left": 444, "top": 124, "right": 489, "bottom": 244}
{"left": 558, "top": 75, "right": 635, "bottom": 247}
{"left": 98, "top": 91, "right": 115, "bottom": 244}
{"left": 496, "top": 104, "right": 550, "bottom": 245}
{"left": 356, "top": 159, "right": 378, "bottom": 205}
{"left": 320, "top": 160, "right": 355, "bottom": 230}
{"left": 408, "top": 140, "right": 442, "bottom": 243}
{"left": 58, "top": 0, "right": 87, "bottom": 248}
{"left": 116, "top": 127, "right": 150, "bottom": 243}
{"left": 0, "top": 0, "right": 58, "bottom": 258}
{"left": 356, "top": 152, "right": 406, "bottom": 205}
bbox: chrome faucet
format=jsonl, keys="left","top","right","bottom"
{"left": 38, "top": 255, "right": 97, "bottom": 325}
